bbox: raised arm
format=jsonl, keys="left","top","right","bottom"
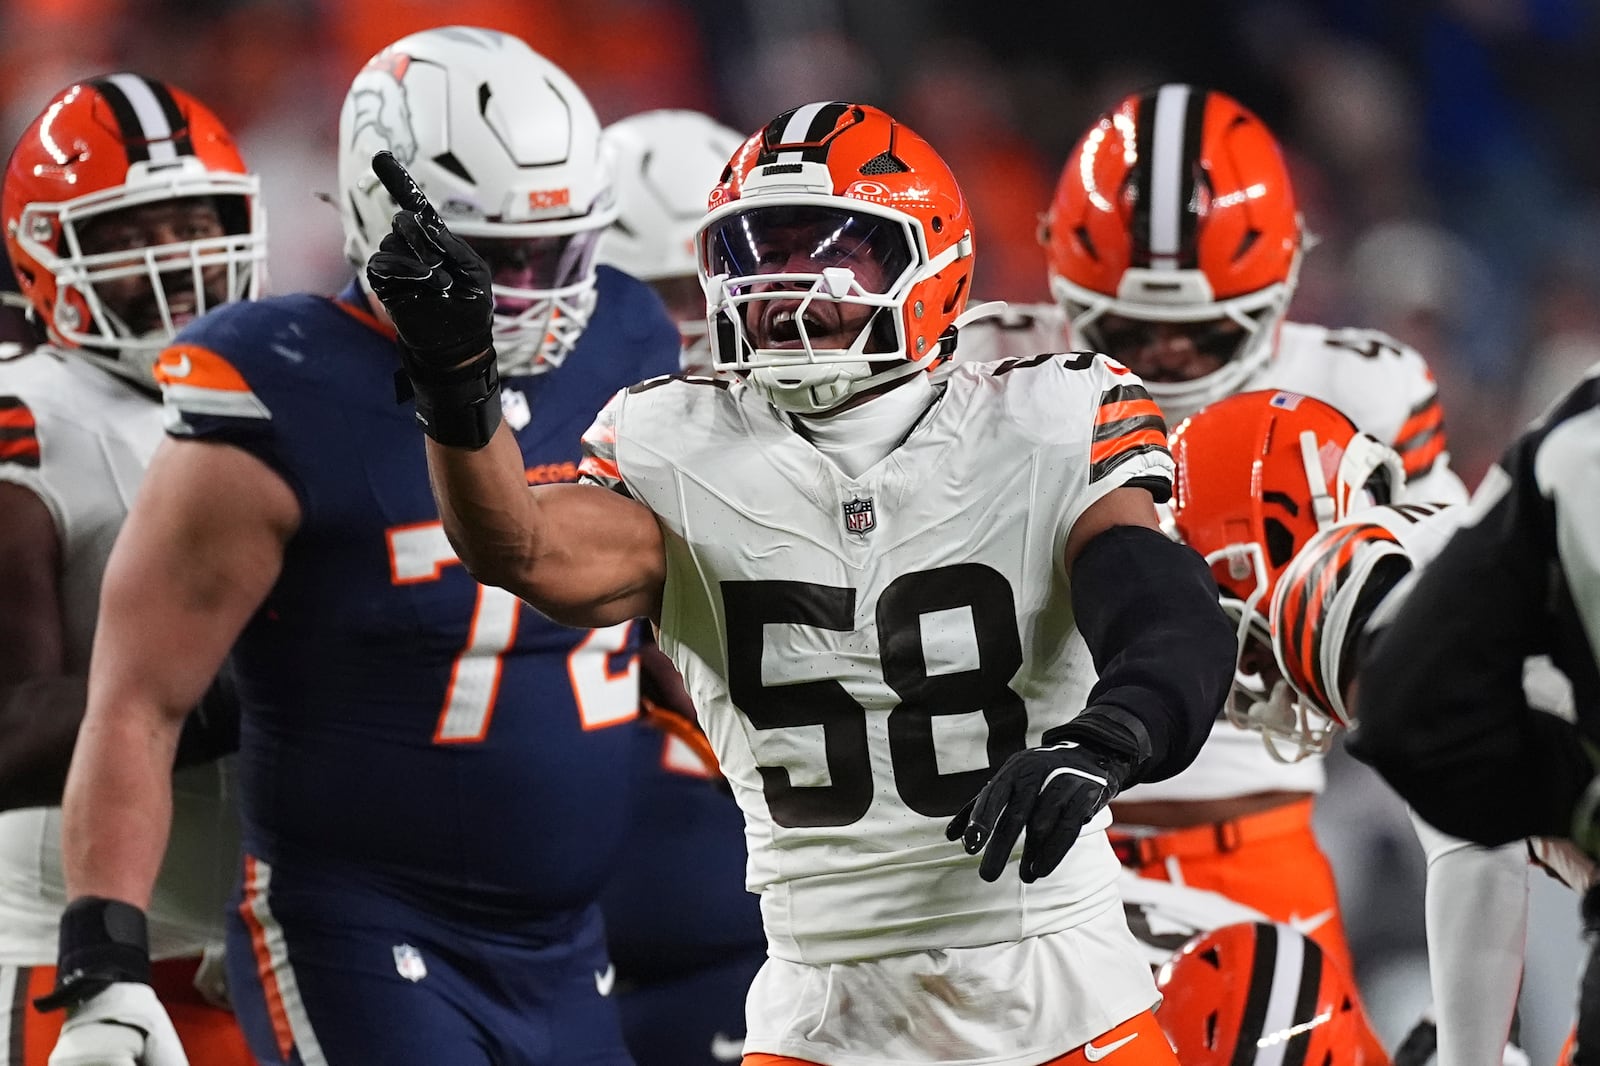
{"left": 365, "top": 152, "right": 665, "bottom": 627}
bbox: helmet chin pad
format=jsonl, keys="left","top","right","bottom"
{"left": 748, "top": 357, "right": 926, "bottom": 414}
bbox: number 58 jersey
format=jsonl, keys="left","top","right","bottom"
{"left": 580, "top": 354, "right": 1175, "bottom": 964}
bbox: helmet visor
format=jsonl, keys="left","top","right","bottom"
{"left": 702, "top": 204, "right": 914, "bottom": 297}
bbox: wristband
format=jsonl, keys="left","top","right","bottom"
{"left": 393, "top": 345, "right": 503, "bottom": 450}
{"left": 34, "top": 896, "right": 151, "bottom": 1011}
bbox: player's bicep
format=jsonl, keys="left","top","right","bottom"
{"left": 0, "top": 481, "right": 64, "bottom": 682}
{"left": 92, "top": 438, "right": 300, "bottom": 724}
{"left": 1063, "top": 486, "right": 1163, "bottom": 569}
{"left": 522, "top": 481, "right": 665, "bottom": 628}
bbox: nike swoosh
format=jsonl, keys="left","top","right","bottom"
{"left": 1084, "top": 1034, "right": 1138, "bottom": 1061}
{"left": 710, "top": 1032, "right": 744, "bottom": 1062}
{"left": 159, "top": 353, "right": 193, "bottom": 379}
{"left": 1288, "top": 908, "right": 1336, "bottom": 936}
{"left": 594, "top": 964, "right": 615, "bottom": 996}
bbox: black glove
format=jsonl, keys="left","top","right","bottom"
{"left": 364, "top": 150, "right": 502, "bottom": 449}
{"left": 946, "top": 708, "right": 1149, "bottom": 883}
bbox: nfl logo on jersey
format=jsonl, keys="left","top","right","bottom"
{"left": 392, "top": 943, "right": 428, "bottom": 982}
{"left": 842, "top": 497, "right": 876, "bottom": 535}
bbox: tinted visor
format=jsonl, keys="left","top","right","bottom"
{"left": 702, "top": 205, "right": 913, "bottom": 295}
{"left": 467, "top": 231, "right": 600, "bottom": 293}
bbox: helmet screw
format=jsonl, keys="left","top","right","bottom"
{"left": 29, "top": 218, "right": 52, "bottom": 242}
{"left": 913, "top": 301, "right": 924, "bottom": 318}
{"left": 916, "top": 337, "right": 926, "bottom": 353}
{"left": 58, "top": 303, "right": 80, "bottom": 330}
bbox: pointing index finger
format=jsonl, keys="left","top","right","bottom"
{"left": 372, "top": 151, "right": 434, "bottom": 219}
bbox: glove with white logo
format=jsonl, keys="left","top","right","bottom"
{"left": 947, "top": 707, "right": 1150, "bottom": 883}
{"left": 364, "top": 150, "right": 502, "bottom": 449}
{"left": 36, "top": 897, "right": 188, "bottom": 1065}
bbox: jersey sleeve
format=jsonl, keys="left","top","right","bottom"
{"left": 577, "top": 387, "right": 626, "bottom": 493}
{"left": 1085, "top": 357, "right": 1172, "bottom": 502}
{"left": 1379, "top": 342, "right": 1467, "bottom": 503}
{"left": 0, "top": 394, "right": 60, "bottom": 529}
{"left": 153, "top": 302, "right": 304, "bottom": 507}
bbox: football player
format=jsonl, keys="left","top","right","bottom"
{"left": 1157, "top": 921, "right": 1376, "bottom": 1066}
{"left": 954, "top": 83, "right": 1464, "bottom": 1051}
{"left": 48, "top": 28, "right": 680, "bottom": 1066}
{"left": 598, "top": 109, "right": 746, "bottom": 375}
{"left": 1270, "top": 472, "right": 1595, "bottom": 1066}
{"left": 0, "top": 75, "right": 263, "bottom": 1064}
{"left": 595, "top": 108, "right": 767, "bottom": 1066}
{"left": 365, "top": 100, "right": 1238, "bottom": 1065}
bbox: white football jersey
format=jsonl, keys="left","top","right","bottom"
{"left": 0, "top": 348, "right": 238, "bottom": 964}
{"left": 581, "top": 355, "right": 1174, "bottom": 966}
{"left": 960, "top": 306, "right": 1468, "bottom": 802}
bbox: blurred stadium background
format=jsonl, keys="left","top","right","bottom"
{"left": 2, "top": 0, "right": 1593, "bottom": 1053}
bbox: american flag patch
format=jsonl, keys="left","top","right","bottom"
{"left": 1269, "top": 392, "right": 1305, "bottom": 410}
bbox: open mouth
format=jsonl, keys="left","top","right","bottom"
{"left": 762, "top": 305, "right": 839, "bottom": 348}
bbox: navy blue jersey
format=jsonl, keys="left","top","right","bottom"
{"left": 602, "top": 721, "right": 764, "bottom": 980}
{"left": 159, "top": 267, "right": 680, "bottom": 911}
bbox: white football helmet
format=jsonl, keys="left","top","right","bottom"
{"left": 337, "top": 26, "right": 616, "bottom": 376}
{"left": 597, "top": 110, "right": 743, "bottom": 373}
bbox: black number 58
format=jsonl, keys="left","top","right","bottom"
{"left": 721, "top": 564, "right": 1028, "bottom": 828}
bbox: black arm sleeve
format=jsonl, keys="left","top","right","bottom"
{"left": 1067, "top": 524, "right": 1236, "bottom": 783}
{"left": 1349, "top": 472, "right": 1593, "bottom": 845}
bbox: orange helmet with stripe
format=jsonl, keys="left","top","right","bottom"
{"left": 1157, "top": 922, "right": 1370, "bottom": 1066}
{"left": 695, "top": 102, "right": 983, "bottom": 413}
{"left": 1270, "top": 503, "right": 1458, "bottom": 730}
{"left": 1041, "top": 85, "right": 1302, "bottom": 423}
{"left": 3, "top": 74, "right": 265, "bottom": 387}
{"left": 1168, "top": 389, "right": 1403, "bottom": 761}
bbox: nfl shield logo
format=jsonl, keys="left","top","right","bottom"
{"left": 842, "top": 497, "right": 876, "bottom": 535}
{"left": 393, "top": 943, "right": 428, "bottom": 982}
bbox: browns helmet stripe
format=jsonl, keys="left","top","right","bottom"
{"left": 1281, "top": 935, "right": 1330, "bottom": 1066}
{"left": 90, "top": 74, "right": 192, "bottom": 165}
{"left": 1131, "top": 84, "right": 1208, "bottom": 271}
{"left": 1230, "top": 922, "right": 1279, "bottom": 1066}
{"left": 761, "top": 101, "right": 855, "bottom": 165}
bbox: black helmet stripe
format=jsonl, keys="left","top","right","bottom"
{"left": 1230, "top": 922, "right": 1279, "bottom": 1066}
{"left": 1281, "top": 935, "right": 1329, "bottom": 1066}
{"left": 760, "top": 101, "right": 853, "bottom": 165}
{"left": 1130, "top": 84, "right": 1208, "bottom": 270}
{"left": 1236, "top": 922, "right": 1323, "bottom": 1066}
{"left": 89, "top": 74, "right": 193, "bottom": 165}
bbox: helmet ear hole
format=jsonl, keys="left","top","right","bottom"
{"left": 1264, "top": 518, "right": 1296, "bottom": 568}
{"left": 1204, "top": 1011, "right": 1219, "bottom": 1050}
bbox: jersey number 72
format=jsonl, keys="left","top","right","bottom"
{"left": 388, "top": 521, "right": 638, "bottom": 743}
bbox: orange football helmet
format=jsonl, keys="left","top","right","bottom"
{"left": 1158, "top": 922, "right": 1370, "bottom": 1066}
{"left": 1169, "top": 389, "right": 1402, "bottom": 760}
{"left": 3, "top": 74, "right": 264, "bottom": 386}
{"left": 1042, "top": 85, "right": 1302, "bottom": 421}
{"left": 695, "top": 102, "right": 981, "bottom": 413}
